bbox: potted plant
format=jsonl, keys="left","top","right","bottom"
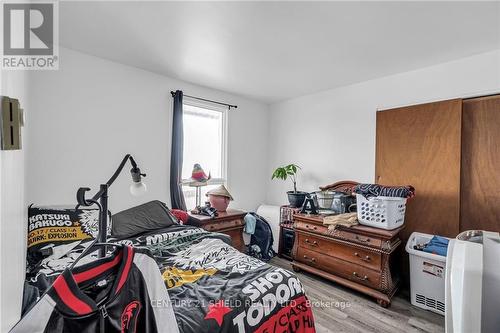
{"left": 272, "top": 164, "right": 307, "bottom": 208}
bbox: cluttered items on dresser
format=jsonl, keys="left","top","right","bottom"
{"left": 296, "top": 181, "right": 415, "bottom": 232}
{"left": 189, "top": 184, "right": 235, "bottom": 218}
{"left": 299, "top": 181, "right": 360, "bottom": 216}
{"left": 301, "top": 190, "right": 356, "bottom": 215}
{"left": 353, "top": 183, "right": 415, "bottom": 230}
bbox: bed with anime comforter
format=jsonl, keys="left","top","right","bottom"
{"left": 23, "top": 220, "right": 316, "bottom": 333}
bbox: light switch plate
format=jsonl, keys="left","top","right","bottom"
{"left": 1, "top": 96, "right": 23, "bottom": 150}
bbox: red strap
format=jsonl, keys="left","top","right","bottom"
{"left": 53, "top": 276, "right": 93, "bottom": 315}
{"left": 73, "top": 251, "right": 123, "bottom": 284}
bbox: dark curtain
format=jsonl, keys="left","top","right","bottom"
{"left": 170, "top": 90, "right": 187, "bottom": 210}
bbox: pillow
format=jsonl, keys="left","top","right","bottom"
{"left": 27, "top": 205, "right": 100, "bottom": 261}
{"left": 111, "top": 200, "right": 178, "bottom": 238}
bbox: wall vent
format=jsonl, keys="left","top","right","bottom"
{"left": 415, "top": 293, "right": 445, "bottom": 314}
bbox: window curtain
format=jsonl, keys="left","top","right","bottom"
{"left": 170, "top": 90, "right": 187, "bottom": 210}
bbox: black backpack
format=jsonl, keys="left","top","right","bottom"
{"left": 248, "top": 213, "right": 276, "bottom": 261}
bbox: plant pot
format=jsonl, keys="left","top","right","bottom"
{"left": 287, "top": 191, "right": 307, "bottom": 208}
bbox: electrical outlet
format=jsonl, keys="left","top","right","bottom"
{"left": 1, "top": 96, "right": 23, "bottom": 150}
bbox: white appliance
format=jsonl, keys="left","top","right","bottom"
{"left": 445, "top": 230, "right": 500, "bottom": 333}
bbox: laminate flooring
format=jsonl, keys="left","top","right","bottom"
{"left": 270, "top": 257, "right": 445, "bottom": 333}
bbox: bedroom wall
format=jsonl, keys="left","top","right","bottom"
{"left": 266, "top": 49, "right": 500, "bottom": 205}
{"left": 26, "top": 47, "right": 269, "bottom": 213}
{"left": 0, "top": 70, "right": 29, "bottom": 332}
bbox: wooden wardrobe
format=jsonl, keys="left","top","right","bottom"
{"left": 376, "top": 95, "right": 500, "bottom": 283}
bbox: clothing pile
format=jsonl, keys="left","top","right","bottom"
{"left": 323, "top": 212, "right": 358, "bottom": 233}
{"left": 354, "top": 184, "right": 415, "bottom": 199}
{"left": 413, "top": 235, "right": 449, "bottom": 256}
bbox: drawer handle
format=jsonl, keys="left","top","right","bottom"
{"left": 303, "top": 255, "right": 316, "bottom": 263}
{"left": 305, "top": 225, "right": 318, "bottom": 230}
{"left": 355, "top": 235, "right": 371, "bottom": 243}
{"left": 305, "top": 239, "right": 318, "bottom": 246}
{"left": 354, "top": 252, "right": 371, "bottom": 262}
{"left": 352, "top": 272, "right": 369, "bottom": 281}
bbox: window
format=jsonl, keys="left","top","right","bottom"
{"left": 182, "top": 101, "right": 227, "bottom": 209}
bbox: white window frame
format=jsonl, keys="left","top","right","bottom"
{"left": 182, "top": 98, "right": 228, "bottom": 186}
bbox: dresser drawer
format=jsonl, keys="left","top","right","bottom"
{"left": 205, "top": 218, "right": 243, "bottom": 232}
{"left": 331, "top": 229, "right": 383, "bottom": 248}
{"left": 296, "top": 233, "right": 382, "bottom": 271}
{"left": 297, "top": 247, "right": 381, "bottom": 289}
{"left": 294, "top": 220, "right": 328, "bottom": 234}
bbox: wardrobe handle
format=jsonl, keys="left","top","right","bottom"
{"left": 354, "top": 252, "right": 371, "bottom": 262}
{"left": 303, "top": 255, "right": 316, "bottom": 263}
{"left": 352, "top": 272, "right": 369, "bottom": 281}
{"left": 305, "top": 239, "right": 318, "bottom": 246}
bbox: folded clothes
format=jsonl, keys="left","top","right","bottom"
{"left": 423, "top": 235, "right": 449, "bottom": 256}
{"left": 354, "top": 184, "right": 415, "bottom": 199}
{"left": 324, "top": 213, "right": 358, "bottom": 233}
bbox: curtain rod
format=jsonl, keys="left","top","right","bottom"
{"left": 170, "top": 91, "right": 238, "bottom": 109}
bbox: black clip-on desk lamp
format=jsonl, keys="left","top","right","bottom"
{"left": 76, "top": 154, "right": 147, "bottom": 258}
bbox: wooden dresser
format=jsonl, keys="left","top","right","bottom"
{"left": 291, "top": 213, "right": 403, "bottom": 307}
{"left": 187, "top": 209, "right": 246, "bottom": 252}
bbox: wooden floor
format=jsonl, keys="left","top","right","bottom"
{"left": 270, "top": 257, "right": 444, "bottom": 333}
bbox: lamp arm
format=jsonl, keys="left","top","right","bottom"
{"left": 75, "top": 154, "right": 144, "bottom": 205}
{"left": 104, "top": 154, "right": 133, "bottom": 188}
{"left": 88, "top": 154, "right": 145, "bottom": 201}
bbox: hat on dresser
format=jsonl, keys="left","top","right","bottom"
{"left": 206, "top": 185, "right": 234, "bottom": 201}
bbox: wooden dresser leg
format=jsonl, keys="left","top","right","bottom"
{"left": 377, "top": 299, "right": 390, "bottom": 308}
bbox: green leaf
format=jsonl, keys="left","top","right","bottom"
{"left": 273, "top": 164, "right": 301, "bottom": 181}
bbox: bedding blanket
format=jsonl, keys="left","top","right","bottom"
{"left": 24, "top": 225, "right": 316, "bottom": 333}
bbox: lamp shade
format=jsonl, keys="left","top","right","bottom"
{"left": 130, "top": 181, "right": 147, "bottom": 196}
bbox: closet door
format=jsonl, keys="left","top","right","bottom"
{"left": 376, "top": 99, "right": 463, "bottom": 240}
{"left": 461, "top": 95, "right": 500, "bottom": 232}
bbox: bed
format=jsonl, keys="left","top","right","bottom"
{"left": 23, "top": 204, "right": 316, "bottom": 333}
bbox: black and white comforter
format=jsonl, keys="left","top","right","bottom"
{"left": 24, "top": 224, "right": 316, "bottom": 333}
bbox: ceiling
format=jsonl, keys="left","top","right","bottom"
{"left": 59, "top": 1, "right": 500, "bottom": 103}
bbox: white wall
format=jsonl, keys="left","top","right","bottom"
{"left": 26, "top": 47, "right": 269, "bottom": 213}
{"left": 0, "top": 70, "right": 28, "bottom": 332}
{"left": 266, "top": 50, "right": 500, "bottom": 205}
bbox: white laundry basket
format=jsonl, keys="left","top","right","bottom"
{"left": 356, "top": 194, "right": 406, "bottom": 230}
{"left": 406, "top": 232, "right": 448, "bottom": 315}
